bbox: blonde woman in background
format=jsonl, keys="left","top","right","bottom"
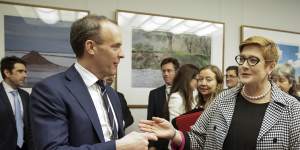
{"left": 197, "top": 65, "right": 223, "bottom": 109}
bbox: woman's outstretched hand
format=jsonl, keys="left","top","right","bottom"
{"left": 139, "top": 117, "right": 175, "bottom": 139}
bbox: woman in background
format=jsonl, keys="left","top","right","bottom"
{"left": 197, "top": 65, "right": 223, "bottom": 109}
{"left": 167, "top": 64, "right": 199, "bottom": 121}
{"left": 271, "top": 63, "right": 300, "bottom": 100}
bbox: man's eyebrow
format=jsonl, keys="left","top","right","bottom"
{"left": 112, "top": 43, "right": 122, "bottom": 47}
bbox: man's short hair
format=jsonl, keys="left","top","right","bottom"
{"left": 160, "top": 57, "right": 180, "bottom": 70}
{"left": 70, "top": 15, "right": 116, "bottom": 58}
{"left": 226, "top": 65, "right": 238, "bottom": 75}
{"left": 1, "top": 56, "right": 26, "bottom": 79}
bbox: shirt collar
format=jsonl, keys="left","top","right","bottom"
{"left": 2, "top": 80, "right": 16, "bottom": 93}
{"left": 74, "top": 62, "right": 98, "bottom": 87}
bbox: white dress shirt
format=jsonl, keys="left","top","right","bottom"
{"left": 2, "top": 81, "right": 24, "bottom": 117}
{"left": 74, "top": 62, "right": 118, "bottom": 142}
{"left": 168, "top": 90, "right": 198, "bottom": 121}
{"left": 165, "top": 85, "right": 171, "bottom": 99}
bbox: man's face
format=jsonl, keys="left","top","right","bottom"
{"left": 5, "top": 63, "right": 27, "bottom": 88}
{"left": 92, "top": 21, "right": 124, "bottom": 77}
{"left": 161, "top": 63, "right": 176, "bottom": 86}
{"left": 225, "top": 70, "right": 239, "bottom": 88}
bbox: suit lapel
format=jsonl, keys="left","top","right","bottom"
{"left": 216, "top": 88, "right": 240, "bottom": 148}
{"left": 64, "top": 66, "right": 105, "bottom": 142}
{"left": 18, "top": 89, "right": 29, "bottom": 128}
{"left": 159, "top": 85, "right": 167, "bottom": 102}
{"left": 0, "top": 83, "right": 16, "bottom": 124}
{"left": 218, "top": 91, "right": 237, "bottom": 127}
{"left": 257, "top": 85, "right": 285, "bottom": 141}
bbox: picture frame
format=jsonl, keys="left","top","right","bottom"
{"left": 241, "top": 25, "right": 300, "bottom": 91}
{"left": 0, "top": 1, "right": 89, "bottom": 88}
{"left": 117, "top": 10, "right": 224, "bottom": 106}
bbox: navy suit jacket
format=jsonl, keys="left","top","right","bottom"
{"left": 0, "top": 82, "right": 32, "bottom": 150}
{"left": 30, "top": 65, "right": 124, "bottom": 150}
{"left": 147, "top": 85, "right": 169, "bottom": 150}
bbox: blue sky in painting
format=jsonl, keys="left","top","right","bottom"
{"left": 278, "top": 44, "right": 299, "bottom": 63}
{"left": 5, "top": 15, "right": 73, "bottom": 54}
{"left": 278, "top": 43, "right": 300, "bottom": 78}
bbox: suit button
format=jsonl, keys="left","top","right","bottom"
{"left": 213, "top": 125, "right": 217, "bottom": 131}
{"left": 273, "top": 138, "right": 277, "bottom": 143}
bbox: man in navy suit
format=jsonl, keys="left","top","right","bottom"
{"left": 0, "top": 56, "right": 33, "bottom": 150}
{"left": 30, "top": 15, "right": 156, "bottom": 150}
{"left": 147, "top": 57, "right": 179, "bottom": 150}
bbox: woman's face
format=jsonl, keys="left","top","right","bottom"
{"left": 238, "top": 45, "right": 274, "bottom": 85}
{"left": 272, "top": 75, "right": 292, "bottom": 93}
{"left": 197, "top": 69, "right": 218, "bottom": 97}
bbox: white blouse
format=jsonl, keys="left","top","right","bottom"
{"left": 168, "top": 90, "right": 199, "bottom": 121}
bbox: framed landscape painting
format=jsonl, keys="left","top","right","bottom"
{"left": 117, "top": 10, "right": 224, "bottom": 106}
{"left": 241, "top": 25, "right": 300, "bottom": 92}
{"left": 0, "top": 1, "right": 88, "bottom": 88}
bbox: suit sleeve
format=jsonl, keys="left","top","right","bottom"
{"left": 147, "top": 90, "right": 155, "bottom": 120}
{"left": 30, "top": 81, "right": 116, "bottom": 150}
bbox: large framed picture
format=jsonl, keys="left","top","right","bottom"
{"left": 117, "top": 10, "right": 224, "bottom": 106}
{"left": 0, "top": 1, "right": 89, "bottom": 88}
{"left": 241, "top": 25, "right": 300, "bottom": 91}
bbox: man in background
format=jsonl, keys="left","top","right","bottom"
{"left": 225, "top": 65, "right": 239, "bottom": 88}
{"left": 147, "top": 57, "right": 179, "bottom": 150}
{"left": 30, "top": 15, "right": 156, "bottom": 150}
{"left": 0, "top": 56, "right": 32, "bottom": 150}
{"left": 105, "top": 75, "right": 134, "bottom": 129}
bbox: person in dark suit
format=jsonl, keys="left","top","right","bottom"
{"left": 105, "top": 75, "right": 134, "bottom": 129}
{"left": 0, "top": 56, "right": 32, "bottom": 150}
{"left": 30, "top": 15, "right": 156, "bottom": 150}
{"left": 147, "top": 57, "right": 179, "bottom": 150}
{"left": 225, "top": 66, "right": 239, "bottom": 89}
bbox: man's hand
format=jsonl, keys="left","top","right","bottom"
{"left": 116, "top": 131, "right": 157, "bottom": 150}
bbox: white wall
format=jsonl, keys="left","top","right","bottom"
{"left": 1, "top": 0, "right": 300, "bottom": 133}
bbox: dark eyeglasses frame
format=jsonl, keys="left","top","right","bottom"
{"left": 235, "top": 55, "right": 273, "bottom": 66}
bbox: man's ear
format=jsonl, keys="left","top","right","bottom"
{"left": 85, "top": 40, "right": 95, "bottom": 55}
{"left": 4, "top": 69, "right": 11, "bottom": 78}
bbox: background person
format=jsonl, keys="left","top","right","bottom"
{"left": 139, "top": 36, "right": 300, "bottom": 149}
{"left": 0, "top": 56, "right": 33, "bottom": 150}
{"left": 168, "top": 64, "right": 199, "bottom": 121}
{"left": 225, "top": 65, "right": 239, "bottom": 88}
{"left": 197, "top": 65, "right": 223, "bottom": 109}
{"left": 147, "top": 57, "right": 179, "bottom": 150}
{"left": 105, "top": 75, "right": 134, "bottom": 129}
{"left": 271, "top": 63, "right": 300, "bottom": 100}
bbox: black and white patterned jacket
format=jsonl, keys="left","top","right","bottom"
{"left": 187, "top": 82, "right": 300, "bottom": 150}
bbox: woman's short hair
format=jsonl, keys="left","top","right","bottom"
{"left": 272, "top": 63, "right": 297, "bottom": 95}
{"left": 239, "top": 36, "right": 279, "bottom": 63}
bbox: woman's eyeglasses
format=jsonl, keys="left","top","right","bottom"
{"left": 235, "top": 55, "right": 273, "bottom": 66}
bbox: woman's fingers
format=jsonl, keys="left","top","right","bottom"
{"left": 152, "top": 117, "right": 166, "bottom": 123}
{"left": 139, "top": 119, "right": 155, "bottom": 125}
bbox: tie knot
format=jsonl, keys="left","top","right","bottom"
{"left": 10, "top": 90, "right": 18, "bottom": 96}
{"left": 97, "top": 80, "right": 106, "bottom": 94}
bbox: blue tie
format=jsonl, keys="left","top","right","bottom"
{"left": 10, "top": 90, "right": 24, "bottom": 148}
{"left": 97, "top": 80, "right": 118, "bottom": 140}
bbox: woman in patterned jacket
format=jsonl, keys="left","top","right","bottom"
{"left": 139, "top": 36, "right": 300, "bottom": 150}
